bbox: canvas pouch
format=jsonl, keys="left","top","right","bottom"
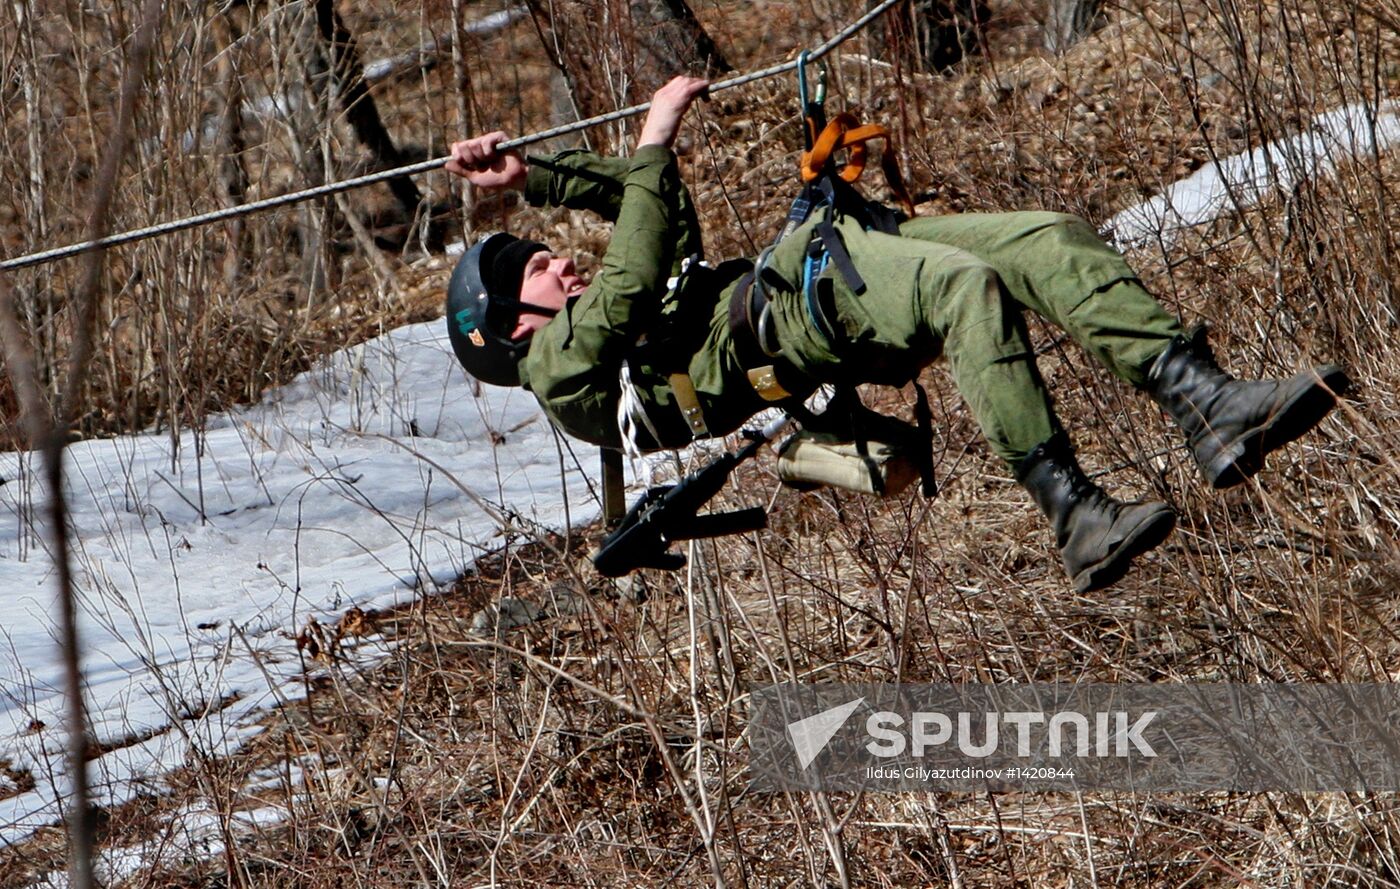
{"left": 776, "top": 433, "right": 918, "bottom": 497}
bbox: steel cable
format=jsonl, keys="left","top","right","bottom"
{"left": 0, "top": 0, "right": 901, "bottom": 273}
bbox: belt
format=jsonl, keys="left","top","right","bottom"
{"left": 727, "top": 272, "right": 806, "bottom": 403}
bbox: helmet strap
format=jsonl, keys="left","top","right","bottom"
{"left": 490, "top": 294, "right": 560, "bottom": 324}
{"left": 518, "top": 301, "right": 560, "bottom": 319}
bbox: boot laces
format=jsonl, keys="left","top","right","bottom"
{"left": 1052, "top": 464, "right": 1109, "bottom": 511}
{"left": 1052, "top": 464, "right": 1097, "bottom": 498}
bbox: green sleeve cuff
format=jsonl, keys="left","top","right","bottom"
{"left": 628, "top": 144, "right": 676, "bottom": 169}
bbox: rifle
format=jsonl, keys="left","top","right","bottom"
{"left": 592, "top": 415, "right": 791, "bottom": 577}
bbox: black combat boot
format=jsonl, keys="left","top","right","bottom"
{"left": 1017, "top": 435, "right": 1177, "bottom": 593}
{"left": 1145, "top": 328, "right": 1350, "bottom": 489}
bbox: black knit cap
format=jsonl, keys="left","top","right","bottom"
{"left": 479, "top": 234, "right": 548, "bottom": 301}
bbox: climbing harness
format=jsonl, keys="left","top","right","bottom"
{"left": 0, "top": 0, "right": 906, "bottom": 274}
{"left": 730, "top": 56, "right": 914, "bottom": 383}
{"left": 627, "top": 54, "right": 923, "bottom": 457}
{"left": 595, "top": 53, "right": 938, "bottom": 573}
{"left": 730, "top": 54, "right": 937, "bottom": 499}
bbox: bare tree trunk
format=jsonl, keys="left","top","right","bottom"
{"left": 1044, "top": 0, "right": 1101, "bottom": 53}
{"left": 449, "top": 0, "right": 478, "bottom": 240}
{"left": 217, "top": 7, "right": 252, "bottom": 290}
{"left": 11, "top": 0, "right": 56, "bottom": 396}
{"left": 523, "top": 0, "right": 730, "bottom": 144}
{"left": 12, "top": 0, "right": 47, "bottom": 246}
{"left": 293, "top": 3, "right": 333, "bottom": 298}
{"left": 313, "top": 0, "right": 424, "bottom": 222}
{"left": 884, "top": 0, "right": 986, "bottom": 73}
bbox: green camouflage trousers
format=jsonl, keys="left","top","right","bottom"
{"left": 765, "top": 211, "right": 1185, "bottom": 466}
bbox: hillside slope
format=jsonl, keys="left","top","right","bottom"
{"left": 3, "top": 0, "right": 1400, "bottom": 884}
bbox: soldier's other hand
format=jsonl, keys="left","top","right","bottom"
{"left": 446, "top": 132, "right": 529, "bottom": 190}
{"left": 638, "top": 76, "right": 710, "bottom": 150}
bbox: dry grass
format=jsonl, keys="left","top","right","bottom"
{"left": 4, "top": 0, "right": 1400, "bottom": 885}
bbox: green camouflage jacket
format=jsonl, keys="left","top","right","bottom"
{"left": 516, "top": 146, "right": 779, "bottom": 450}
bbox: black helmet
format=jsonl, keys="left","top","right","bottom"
{"left": 445, "top": 232, "right": 553, "bottom": 387}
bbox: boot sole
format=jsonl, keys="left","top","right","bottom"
{"left": 1072, "top": 505, "right": 1177, "bottom": 593}
{"left": 1204, "top": 366, "right": 1351, "bottom": 489}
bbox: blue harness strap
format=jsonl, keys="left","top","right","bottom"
{"left": 784, "top": 173, "right": 896, "bottom": 339}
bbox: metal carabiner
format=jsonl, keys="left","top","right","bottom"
{"left": 796, "top": 50, "right": 813, "bottom": 108}
{"left": 797, "top": 52, "right": 830, "bottom": 151}
{"left": 795, "top": 51, "right": 829, "bottom": 110}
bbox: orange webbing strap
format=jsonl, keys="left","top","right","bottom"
{"left": 800, "top": 113, "right": 916, "bottom": 217}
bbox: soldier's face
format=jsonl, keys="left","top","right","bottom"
{"left": 511, "top": 251, "right": 587, "bottom": 340}
{"left": 519, "top": 251, "right": 586, "bottom": 315}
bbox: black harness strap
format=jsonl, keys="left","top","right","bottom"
{"left": 812, "top": 218, "right": 865, "bottom": 294}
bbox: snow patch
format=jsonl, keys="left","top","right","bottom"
{"left": 1103, "top": 101, "right": 1400, "bottom": 249}
{"left": 0, "top": 319, "right": 597, "bottom": 844}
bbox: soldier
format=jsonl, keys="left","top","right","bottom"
{"left": 444, "top": 75, "right": 1349, "bottom": 592}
